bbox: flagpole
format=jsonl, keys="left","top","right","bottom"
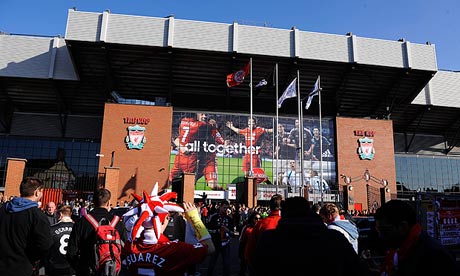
{"left": 272, "top": 116, "right": 275, "bottom": 187}
{"left": 300, "top": 92, "right": 305, "bottom": 198}
{"left": 249, "top": 58, "right": 253, "bottom": 177}
{"left": 297, "top": 70, "right": 304, "bottom": 197}
{"left": 278, "top": 73, "right": 297, "bottom": 194}
{"left": 318, "top": 75, "right": 324, "bottom": 204}
{"left": 275, "top": 63, "right": 279, "bottom": 194}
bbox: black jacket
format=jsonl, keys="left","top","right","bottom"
{"left": 0, "top": 197, "right": 53, "bottom": 276}
{"left": 207, "top": 213, "right": 235, "bottom": 248}
{"left": 66, "top": 207, "right": 127, "bottom": 276}
{"left": 254, "top": 212, "right": 370, "bottom": 276}
{"left": 45, "top": 211, "right": 59, "bottom": 225}
{"left": 45, "top": 220, "right": 76, "bottom": 276}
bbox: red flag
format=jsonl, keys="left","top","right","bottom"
{"left": 226, "top": 62, "right": 250, "bottom": 87}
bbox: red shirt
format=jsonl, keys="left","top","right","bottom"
{"left": 123, "top": 240, "right": 208, "bottom": 276}
{"left": 178, "top": 118, "right": 207, "bottom": 149}
{"left": 240, "top": 224, "right": 254, "bottom": 260}
{"left": 245, "top": 210, "right": 281, "bottom": 265}
{"left": 238, "top": 127, "right": 266, "bottom": 148}
{"left": 201, "top": 207, "right": 208, "bottom": 217}
{"left": 178, "top": 118, "right": 224, "bottom": 153}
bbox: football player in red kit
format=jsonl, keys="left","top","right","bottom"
{"left": 226, "top": 117, "right": 273, "bottom": 176}
{"left": 194, "top": 116, "right": 224, "bottom": 190}
{"left": 169, "top": 113, "right": 224, "bottom": 190}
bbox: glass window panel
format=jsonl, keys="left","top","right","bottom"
{"left": 395, "top": 154, "right": 460, "bottom": 194}
{"left": 424, "top": 158, "right": 430, "bottom": 189}
{"left": 72, "top": 142, "right": 81, "bottom": 150}
{"left": 80, "top": 143, "right": 89, "bottom": 151}
{"left": 15, "top": 139, "right": 25, "bottom": 148}
{"left": 454, "top": 159, "right": 460, "bottom": 191}
{"left": 428, "top": 158, "right": 438, "bottom": 190}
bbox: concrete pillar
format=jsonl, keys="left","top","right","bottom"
{"left": 104, "top": 166, "right": 120, "bottom": 207}
{"left": 4, "top": 158, "right": 27, "bottom": 199}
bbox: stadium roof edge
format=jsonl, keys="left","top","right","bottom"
{"left": 4, "top": 9, "right": 460, "bottom": 151}
{"left": 65, "top": 9, "right": 437, "bottom": 72}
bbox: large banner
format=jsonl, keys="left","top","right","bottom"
{"left": 169, "top": 111, "right": 336, "bottom": 194}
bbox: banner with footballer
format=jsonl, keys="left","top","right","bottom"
{"left": 168, "top": 111, "right": 336, "bottom": 192}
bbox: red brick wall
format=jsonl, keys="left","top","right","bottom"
{"left": 98, "top": 103, "right": 173, "bottom": 203}
{"left": 336, "top": 117, "right": 396, "bottom": 211}
{"left": 4, "top": 158, "right": 27, "bottom": 199}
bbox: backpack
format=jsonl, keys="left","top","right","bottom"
{"left": 84, "top": 214, "right": 123, "bottom": 276}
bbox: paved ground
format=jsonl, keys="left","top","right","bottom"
{"left": 197, "top": 236, "right": 243, "bottom": 276}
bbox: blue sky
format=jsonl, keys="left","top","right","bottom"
{"left": 1, "top": 0, "right": 459, "bottom": 71}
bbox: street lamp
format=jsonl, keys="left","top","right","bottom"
{"left": 364, "top": 169, "right": 371, "bottom": 181}
{"left": 341, "top": 169, "right": 389, "bottom": 210}
{"left": 364, "top": 169, "right": 371, "bottom": 210}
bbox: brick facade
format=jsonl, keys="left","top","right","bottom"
{"left": 98, "top": 103, "right": 173, "bottom": 203}
{"left": 4, "top": 158, "right": 27, "bottom": 199}
{"left": 3, "top": 112, "right": 398, "bottom": 209}
{"left": 336, "top": 117, "right": 396, "bottom": 212}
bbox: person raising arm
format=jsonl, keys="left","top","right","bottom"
{"left": 122, "top": 185, "right": 214, "bottom": 276}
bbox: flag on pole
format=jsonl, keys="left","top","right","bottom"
{"left": 255, "top": 66, "right": 275, "bottom": 92}
{"left": 226, "top": 62, "right": 250, "bottom": 87}
{"left": 305, "top": 76, "right": 320, "bottom": 110}
{"left": 277, "top": 78, "right": 297, "bottom": 108}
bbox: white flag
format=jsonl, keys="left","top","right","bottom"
{"left": 277, "top": 78, "right": 297, "bottom": 108}
{"left": 305, "top": 76, "right": 320, "bottom": 110}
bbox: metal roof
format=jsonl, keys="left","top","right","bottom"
{"left": 3, "top": 9, "right": 460, "bottom": 153}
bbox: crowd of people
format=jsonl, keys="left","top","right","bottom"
{"left": 0, "top": 176, "right": 458, "bottom": 276}
{"left": 280, "top": 160, "right": 331, "bottom": 193}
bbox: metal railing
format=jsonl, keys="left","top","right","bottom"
{"left": 23, "top": 167, "right": 104, "bottom": 194}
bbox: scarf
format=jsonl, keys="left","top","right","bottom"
{"left": 380, "top": 223, "right": 422, "bottom": 276}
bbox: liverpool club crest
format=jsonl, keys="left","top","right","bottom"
{"left": 125, "top": 124, "right": 146, "bottom": 150}
{"left": 358, "top": 137, "right": 375, "bottom": 160}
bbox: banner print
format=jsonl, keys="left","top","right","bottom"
{"left": 169, "top": 112, "right": 336, "bottom": 191}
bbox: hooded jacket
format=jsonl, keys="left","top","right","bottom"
{"left": 329, "top": 219, "right": 359, "bottom": 254}
{"left": 0, "top": 197, "right": 53, "bottom": 276}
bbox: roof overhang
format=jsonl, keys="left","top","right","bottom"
{"left": 2, "top": 9, "right": 450, "bottom": 149}
{"left": 63, "top": 40, "right": 434, "bottom": 121}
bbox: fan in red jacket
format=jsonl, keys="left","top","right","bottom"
{"left": 245, "top": 194, "right": 283, "bottom": 271}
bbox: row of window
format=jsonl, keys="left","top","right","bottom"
{"left": 395, "top": 155, "right": 460, "bottom": 193}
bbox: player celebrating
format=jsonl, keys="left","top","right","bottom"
{"left": 226, "top": 117, "right": 273, "bottom": 176}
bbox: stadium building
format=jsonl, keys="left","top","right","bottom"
{"left": 2, "top": 9, "right": 460, "bottom": 214}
